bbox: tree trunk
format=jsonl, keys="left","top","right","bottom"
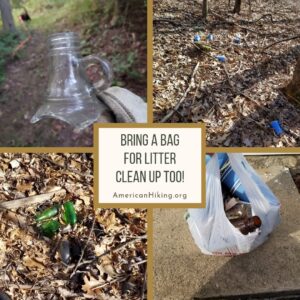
{"left": 202, "top": 0, "right": 208, "bottom": 20}
{"left": 283, "top": 56, "right": 300, "bottom": 106}
{"left": 233, "top": 0, "right": 242, "bottom": 14}
{"left": 0, "top": 0, "right": 16, "bottom": 32}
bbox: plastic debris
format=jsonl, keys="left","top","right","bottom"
{"left": 271, "top": 120, "right": 284, "bottom": 136}
{"left": 216, "top": 55, "right": 226, "bottom": 62}
{"left": 194, "top": 34, "right": 201, "bottom": 42}
{"left": 207, "top": 33, "right": 214, "bottom": 41}
{"left": 233, "top": 36, "right": 241, "bottom": 44}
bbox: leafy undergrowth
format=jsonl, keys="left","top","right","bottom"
{"left": 0, "top": 0, "right": 146, "bottom": 146}
{"left": 153, "top": 0, "right": 300, "bottom": 147}
{"left": 0, "top": 31, "right": 22, "bottom": 85}
{"left": 0, "top": 153, "right": 147, "bottom": 299}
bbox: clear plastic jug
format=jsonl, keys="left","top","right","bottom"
{"left": 31, "top": 32, "right": 114, "bottom": 130}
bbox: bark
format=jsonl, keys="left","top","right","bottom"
{"left": 233, "top": 0, "right": 242, "bottom": 14}
{"left": 283, "top": 56, "right": 300, "bottom": 106}
{"left": 202, "top": 0, "right": 208, "bottom": 20}
{"left": 0, "top": 0, "right": 16, "bottom": 32}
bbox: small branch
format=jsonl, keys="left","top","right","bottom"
{"left": 264, "top": 34, "right": 300, "bottom": 50}
{"left": 153, "top": 18, "right": 178, "bottom": 27}
{"left": 209, "top": 11, "right": 259, "bottom": 35}
{"left": 161, "top": 62, "right": 200, "bottom": 122}
{"left": 222, "top": 64, "right": 269, "bottom": 130}
{"left": 0, "top": 188, "right": 66, "bottom": 210}
{"left": 11, "top": 36, "right": 31, "bottom": 58}
{"left": 35, "top": 154, "right": 93, "bottom": 178}
{"left": 97, "top": 234, "right": 147, "bottom": 259}
{"left": 131, "top": 259, "right": 147, "bottom": 267}
{"left": 70, "top": 217, "right": 96, "bottom": 278}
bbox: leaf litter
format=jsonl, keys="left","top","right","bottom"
{"left": 153, "top": 0, "right": 300, "bottom": 146}
{"left": 0, "top": 153, "right": 147, "bottom": 299}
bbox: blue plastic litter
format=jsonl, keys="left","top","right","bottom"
{"left": 207, "top": 34, "right": 214, "bottom": 41}
{"left": 206, "top": 154, "right": 250, "bottom": 203}
{"left": 216, "top": 55, "right": 226, "bottom": 62}
{"left": 194, "top": 34, "right": 201, "bottom": 42}
{"left": 270, "top": 120, "right": 284, "bottom": 136}
{"left": 233, "top": 36, "right": 241, "bottom": 44}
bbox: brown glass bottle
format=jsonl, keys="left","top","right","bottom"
{"left": 230, "top": 216, "right": 262, "bottom": 235}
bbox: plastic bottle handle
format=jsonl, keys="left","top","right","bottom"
{"left": 79, "top": 55, "right": 113, "bottom": 92}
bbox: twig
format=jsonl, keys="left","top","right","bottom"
{"left": 242, "top": 14, "right": 274, "bottom": 24}
{"left": 70, "top": 217, "right": 96, "bottom": 278}
{"left": 97, "top": 234, "right": 147, "bottom": 259}
{"left": 222, "top": 64, "right": 269, "bottom": 130}
{"left": 113, "top": 208, "right": 132, "bottom": 224}
{"left": 209, "top": 11, "right": 259, "bottom": 35}
{"left": 161, "top": 62, "right": 200, "bottom": 122}
{"left": 0, "top": 188, "right": 66, "bottom": 209}
{"left": 91, "top": 277, "right": 121, "bottom": 290}
{"left": 11, "top": 36, "right": 31, "bottom": 57}
{"left": 35, "top": 154, "right": 93, "bottom": 178}
{"left": 264, "top": 34, "right": 300, "bottom": 50}
{"left": 222, "top": 64, "right": 269, "bottom": 112}
{"left": 131, "top": 259, "right": 147, "bottom": 267}
{"left": 153, "top": 18, "right": 178, "bottom": 27}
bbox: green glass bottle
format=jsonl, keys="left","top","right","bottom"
{"left": 35, "top": 205, "right": 59, "bottom": 222}
{"left": 62, "top": 201, "right": 77, "bottom": 225}
{"left": 40, "top": 220, "right": 60, "bottom": 238}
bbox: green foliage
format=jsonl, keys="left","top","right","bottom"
{"left": 100, "top": 0, "right": 147, "bottom": 26}
{"left": 111, "top": 51, "right": 142, "bottom": 83}
{"left": 0, "top": 31, "right": 21, "bottom": 84}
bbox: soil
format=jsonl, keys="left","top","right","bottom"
{"left": 0, "top": 7, "right": 146, "bottom": 147}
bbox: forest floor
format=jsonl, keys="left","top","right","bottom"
{"left": 0, "top": 153, "right": 147, "bottom": 299}
{"left": 153, "top": 0, "right": 300, "bottom": 147}
{"left": 0, "top": 1, "right": 146, "bottom": 147}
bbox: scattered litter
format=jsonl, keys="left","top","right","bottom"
{"left": 194, "top": 34, "right": 201, "bottom": 42}
{"left": 187, "top": 154, "right": 280, "bottom": 255}
{"left": 207, "top": 33, "right": 214, "bottom": 41}
{"left": 271, "top": 120, "right": 284, "bottom": 136}
{"left": 233, "top": 36, "right": 241, "bottom": 44}
{"left": 9, "top": 160, "right": 20, "bottom": 169}
{"left": 216, "top": 55, "right": 226, "bottom": 62}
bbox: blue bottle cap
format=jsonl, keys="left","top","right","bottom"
{"left": 233, "top": 37, "right": 241, "bottom": 44}
{"left": 194, "top": 34, "right": 201, "bottom": 42}
{"left": 270, "top": 120, "right": 284, "bottom": 136}
{"left": 207, "top": 34, "right": 213, "bottom": 41}
{"left": 216, "top": 55, "right": 226, "bottom": 62}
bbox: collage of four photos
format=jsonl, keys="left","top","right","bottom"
{"left": 0, "top": 0, "right": 300, "bottom": 299}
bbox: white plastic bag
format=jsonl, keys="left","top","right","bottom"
{"left": 186, "top": 153, "right": 280, "bottom": 256}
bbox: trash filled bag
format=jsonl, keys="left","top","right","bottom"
{"left": 186, "top": 153, "right": 280, "bottom": 256}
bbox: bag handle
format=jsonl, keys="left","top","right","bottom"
{"left": 206, "top": 154, "right": 225, "bottom": 214}
{"left": 227, "top": 154, "right": 271, "bottom": 213}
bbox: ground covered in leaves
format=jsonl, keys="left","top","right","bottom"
{"left": 153, "top": 0, "right": 300, "bottom": 146}
{"left": 0, "top": 153, "right": 147, "bottom": 299}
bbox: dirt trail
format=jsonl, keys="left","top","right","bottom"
{"left": 0, "top": 31, "right": 94, "bottom": 147}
